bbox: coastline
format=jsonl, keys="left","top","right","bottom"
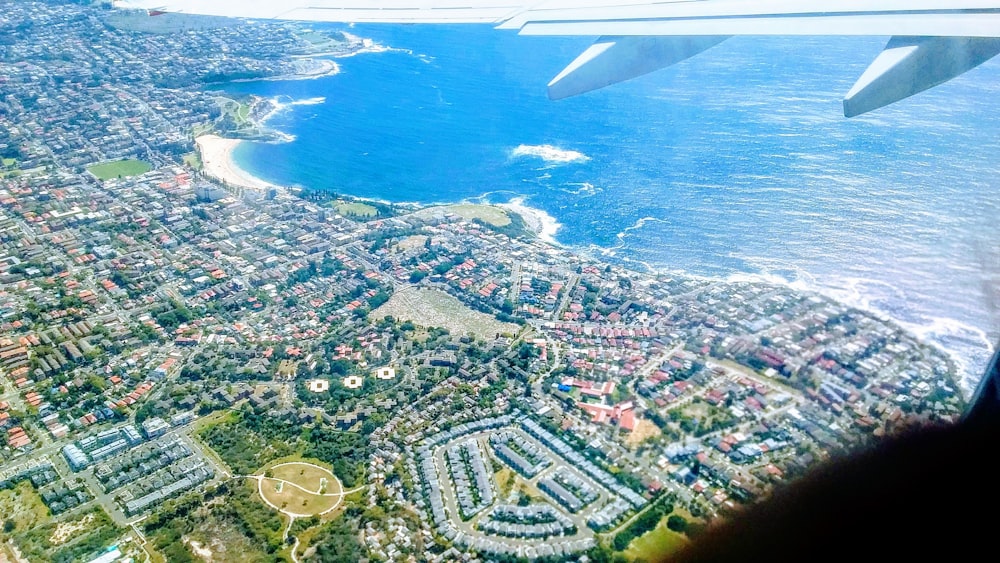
{"left": 498, "top": 197, "right": 562, "bottom": 245}
{"left": 195, "top": 135, "right": 282, "bottom": 193}
{"left": 201, "top": 126, "right": 563, "bottom": 246}
{"left": 200, "top": 130, "right": 985, "bottom": 398}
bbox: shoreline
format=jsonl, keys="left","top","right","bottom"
{"left": 195, "top": 135, "right": 282, "bottom": 193}
{"left": 497, "top": 197, "right": 562, "bottom": 245}
{"left": 199, "top": 125, "right": 563, "bottom": 245}
{"left": 201, "top": 133, "right": 987, "bottom": 397}
{"left": 196, "top": 100, "right": 989, "bottom": 398}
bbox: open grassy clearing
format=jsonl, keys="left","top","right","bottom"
{"left": 182, "top": 152, "right": 202, "bottom": 170}
{"left": 334, "top": 200, "right": 379, "bottom": 218}
{"left": 444, "top": 204, "right": 512, "bottom": 226}
{"left": 372, "top": 287, "right": 518, "bottom": 340}
{"left": 259, "top": 478, "right": 340, "bottom": 516}
{"left": 623, "top": 507, "right": 700, "bottom": 562}
{"left": 2, "top": 158, "right": 15, "bottom": 167}
{"left": 624, "top": 521, "right": 689, "bottom": 562}
{"left": 87, "top": 159, "right": 152, "bottom": 180}
{"left": 270, "top": 463, "right": 340, "bottom": 495}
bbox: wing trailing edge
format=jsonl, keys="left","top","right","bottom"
{"left": 844, "top": 36, "right": 1000, "bottom": 117}
{"left": 117, "top": 1, "right": 1000, "bottom": 116}
{"left": 547, "top": 35, "right": 729, "bottom": 100}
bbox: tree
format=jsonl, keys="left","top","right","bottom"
{"left": 667, "top": 514, "right": 689, "bottom": 533}
{"left": 3, "top": 520, "right": 14, "bottom": 533}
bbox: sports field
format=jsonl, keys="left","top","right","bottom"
{"left": 87, "top": 159, "right": 152, "bottom": 180}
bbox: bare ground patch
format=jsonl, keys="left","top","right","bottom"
{"left": 48, "top": 513, "right": 94, "bottom": 545}
{"left": 625, "top": 418, "right": 662, "bottom": 448}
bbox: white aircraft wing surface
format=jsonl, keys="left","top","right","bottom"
{"left": 118, "top": 0, "right": 1000, "bottom": 116}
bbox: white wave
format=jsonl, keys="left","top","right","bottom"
{"left": 288, "top": 97, "right": 326, "bottom": 107}
{"left": 616, "top": 216, "right": 670, "bottom": 243}
{"left": 560, "top": 182, "right": 602, "bottom": 196}
{"left": 510, "top": 144, "right": 590, "bottom": 165}
{"left": 725, "top": 260, "right": 994, "bottom": 398}
{"left": 335, "top": 32, "right": 419, "bottom": 59}
{"left": 255, "top": 96, "right": 328, "bottom": 137}
{"left": 498, "top": 197, "right": 562, "bottom": 245}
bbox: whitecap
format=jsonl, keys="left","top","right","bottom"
{"left": 560, "top": 182, "right": 602, "bottom": 196}
{"left": 510, "top": 144, "right": 590, "bottom": 165}
{"left": 288, "top": 97, "right": 326, "bottom": 107}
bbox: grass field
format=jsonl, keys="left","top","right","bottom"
{"left": 259, "top": 462, "right": 344, "bottom": 517}
{"left": 87, "top": 159, "right": 152, "bottom": 180}
{"left": 271, "top": 463, "right": 341, "bottom": 495}
{"left": 260, "top": 478, "right": 340, "bottom": 516}
{"left": 182, "top": 152, "right": 202, "bottom": 170}
{"left": 335, "top": 200, "right": 379, "bottom": 218}
{"left": 372, "top": 287, "right": 519, "bottom": 340}
{"left": 624, "top": 507, "right": 699, "bottom": 561}
{"left": 624, "top": 521, "right": 689, "bottom": 562}
{"left": 2, "top": 158, "right": 15, "bottom": 167}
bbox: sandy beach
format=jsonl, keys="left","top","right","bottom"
{"left": 195, "top": 135, "right": 281, "bottom": 194}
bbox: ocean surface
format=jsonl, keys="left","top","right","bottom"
{"left": 210, "top": 25, "right": 1000, "bottom": 394}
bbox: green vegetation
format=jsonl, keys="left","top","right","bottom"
{"left": 12, "top": 507, "right": 122, "bottom": 563}
{"left": 259, "top": 462, "right": 343, "bottom": 516}
{"left": 2, "top": 158, "right": 16, "bottom": 167}
{"left": 192, "top": 121, "right": 215, "bottom": 137}
{"left": 476, "top": 207, "right": 529, "bottom": 239}
{"left": 86, "top": 159, "right": 152, "bottom": 180}
{"left": 0, "top": 481, "right": 49, "bottom": 536}
{"left": 666, "top": 514, "right": 688, "bottom": 533}
{"left": 303, "top": 517, "right": 364, "bottom": 563}
{"left": 623, "top": 521, "right": 689, "bottom": 562}
{"left": 198, "top": 411, "right": 298, "bottom": 475}
{"left": 182, "top": 151, "right": 202, "bottom": 170}
{"left": 198, "top": 407, "right": 369, "bottom": 487}
{"left": 335, "top": 200, "right": 379, "bottom": 218}
{"left": 668, "top": 398, "right": 737, "bottom": 437}
{"left": 213, "top": 98, "right": 265, "bottom": 137}
{"left": 144, "top": 481, "right": 285, "bottom": 562}
{"left": 612, "top": 496, "right": 674, "bottom": 551}
{"left": 270, "top": 463, "right": 337, "bottom": 493}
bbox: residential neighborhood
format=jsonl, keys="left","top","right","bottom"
{"left": 0, "top": 2, "right": 969, "bottom": 563}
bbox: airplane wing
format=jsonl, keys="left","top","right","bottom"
{"left": 117, "top": 1, "right": 1000, "bottom": 116}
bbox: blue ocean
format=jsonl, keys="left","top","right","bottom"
{"left": 211, "top": 24, "right": 1000, "bottom": 393}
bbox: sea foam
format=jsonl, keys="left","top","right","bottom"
{"left": 511, "top": 144, "right": 590, "bottom": 165}
{"left": 499, "top": 197, "right": 562, "bottom": 245}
